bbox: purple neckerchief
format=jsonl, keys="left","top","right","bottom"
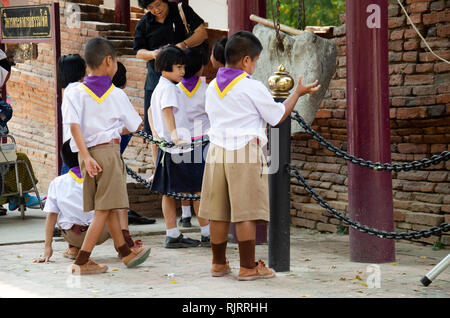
{"left": 69, "top": 166, "right": 82, "bottom": 179}
{"left": 181, "top": 76, "right": 200, "bottom": 93}
{"left": 82, "top": 76, "right": 113, "bottom": 99}
{"left": 215, "top": 68, "right": 249, "bottom": 92}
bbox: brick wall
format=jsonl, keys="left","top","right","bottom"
{"left": 6, "top": 0, "right": 160, "bottom": 215}
{"left": 290, "top": 0, "right": 450, "bottom": 247}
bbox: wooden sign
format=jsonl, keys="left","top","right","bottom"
{"left": 1, "top": 5, "right": 52, "bottom": 40}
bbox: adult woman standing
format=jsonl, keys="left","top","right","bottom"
{"left": 134, "top": 0, "right": 208, "bottom": 173}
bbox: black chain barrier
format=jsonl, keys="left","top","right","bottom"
{"left": 126, "top": 166, "right": 201, "bottom": 201}
{"left": 288, "top": 164, "right": 450, "bottom": 240}
{"left": 291, "top": 110, "right": 450, "bottom": 172}
{"left": 126, "top": 131, "right": 208, "bottom": 200}
{"left": 133, "top": 130, "right": 209, "bottom": 149}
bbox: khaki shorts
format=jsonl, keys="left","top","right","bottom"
{"left": 61, "top": 226, "right": 110, "bottom": 248}
{"left": 79, "top": 143, "right": 129, "bottom": 212}
{"left": 198, "top": 142, "right": 269, "bottom": 223}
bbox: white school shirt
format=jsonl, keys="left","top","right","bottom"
{"left": 205, "top": 71, "right": 285, "bottom": 150}
{"left": 43, "top": 170, "right": 93, "bottom": 230}
{"left": 61, "top": 82, "right": 80, "bottom": 143}
{"left": 177, "top": 77, "right": 210, "bottom": 138}
{"left": 62, "top": 80, "right": 142, "bottom": 152}
{"left": 151, "top": 76, "right": 191, "bottom": 154}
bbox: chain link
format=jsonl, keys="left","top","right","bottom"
{"left": 126, "top": 166, "right": 201, "bottom": 201}
{"left": 291, "top": 111, "right": 450, "bottom": 172}
{"left": 133, "top": 130, "right": 209, "bottom": 150}
{"left": 288, "top": 165, "right": 450, "bottom": 240}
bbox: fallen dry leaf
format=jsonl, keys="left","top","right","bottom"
{"left": 360, "top": 282, "right": 368, "bottom": 287}
{"left": 354, "top": 275, "right": 363, "bottom": 281}
{"left": 301, "top": 294, "right": 311, "bottom": 298}
{"left": 112, "top": 268, "right": 119, "bottom": 272}
{"left": 339, "top": 277, "right": 346, "bottom": 281}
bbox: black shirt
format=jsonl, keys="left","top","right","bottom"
{"left": 133, "top": 2, "right": 204, "bottom": 91}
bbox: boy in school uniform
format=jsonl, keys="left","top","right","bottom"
{"left": 199, "top": 31, "right": 321, "bottom": 280}
{"left": 63, "top": 37, "right": 151, "bottom": 275}
{"left": 33, "top": 140, "right": 110, "bottom": 263}
{"left": 33, "top": 139, "right": 143, "bottom": 263}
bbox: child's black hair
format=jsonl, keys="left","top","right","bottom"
{"left": 112, "top": 61, "right": 127, "bottom": 88}
{"left": 154, "top": 45, "right": 186, "bottom": 73}
{"left": 183, "top": 48, "right": 204, "bottom": 79}
{"left": 225, "top": 31, "right": 263, "bottom": 66}
{"left": 138, "top": 0, "right": 168, "bottom": 9}
{"left": 84, "top": 37, "right": 116, "bottom": 70}
{"left": 212, "top": 37, "right": 227, "bottom": 66}
{"left": 57, "top": 54, "right": 86, "bottom": 89}
{"left": 60, "top": 139, "right": 79, "bottom": 169}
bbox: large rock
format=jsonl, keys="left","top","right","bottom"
{"left": 252, "top": 24, "right": 337, "bottom": 134}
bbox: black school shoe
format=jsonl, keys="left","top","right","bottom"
{"left": 128, "top": 210, "right": 156, "bottom": 225}
{"left": 178, "top": 217, "right": 192, "bottom": 228}
{"left": 165, "top": 234, "right": 200, "bottom": 248}
{"left": 201, "top": 235, "right": 210, "bottom": 247}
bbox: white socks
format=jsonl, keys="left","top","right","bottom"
{"left": 166, "top": 227, "right": 181, "bottom": 239}
{"left": 201, "top": 224, "right": 210, "bottom": 237}
{"left": 182, "top": 205, "right": 192, "bottom": 218}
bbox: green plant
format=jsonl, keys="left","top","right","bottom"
{"left": 267, "top": 0, "right": 346, "bottom": 28}
{"left": 432, "top": 241, "right": 443, "bottom": 251}
{"left": 337, "top": 225, "right": 349, "bottom": 235}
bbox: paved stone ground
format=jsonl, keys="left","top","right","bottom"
{"left": 0, "top": 222, "right": 448, "bottom": 298}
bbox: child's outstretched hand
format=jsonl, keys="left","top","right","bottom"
{"left": 85, "top": 156, "right": 102, "bottom": 178}
{"left": 295, "top": 76, "right": 321, "bottom": 96}
{"left": 33, "top": 246, "right": 53, "bottom": 263}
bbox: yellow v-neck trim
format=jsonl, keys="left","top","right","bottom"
{"left": 69, "top": 170, "right": 83, "bottom": 184}
{"left": 80, "top": 83, "right": 115, "bottom": 104}
{"left": 213, "top": 72, "right": 248, "bottom": 99}
{"left": 178, "top": 78, "right": 201, "bottom": 98}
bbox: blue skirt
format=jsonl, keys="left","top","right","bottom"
{"left": 150, "top": 144, "right": 208, "bottom": 194}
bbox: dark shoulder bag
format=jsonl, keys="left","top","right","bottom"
{"left": 178, "top": 3, "right": 209, "bottom": 65}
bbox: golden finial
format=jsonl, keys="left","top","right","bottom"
{"left": 268, "top": 65, "right": 294, "bottom": 98}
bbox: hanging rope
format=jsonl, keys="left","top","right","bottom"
{"left": 397, "top": 0, "right": 450, "bottom": 65}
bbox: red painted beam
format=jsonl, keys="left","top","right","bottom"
{"left": 115, "top": 0, "right": 131, "bottom": 32}
{"left": 228, "top": 0, "right": 266, "bottom": 35}
{"left": 346, "top": 0, "right": 395, "bottom": 263}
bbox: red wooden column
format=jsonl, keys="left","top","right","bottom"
{"left": 346, "top": 0, "right": 395, "bottom": 263}
{"left": 227, "top": 0, "right": 267, "bottom": 244}
{"left": 228, "top": 0, "right": 266, "bottom": 35}
{"left": 115, "top": 0, "right": 130, "bottom": 32}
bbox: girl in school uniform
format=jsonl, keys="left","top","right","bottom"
{"left": 149, "top": 45, "right": 204, "bottom": 248}
{"left": 176, "top": 48, "right": 211, "bottom": 245}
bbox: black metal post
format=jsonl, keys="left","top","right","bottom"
{"left": 268, "top": 65, "right": 293, "bottom": 272}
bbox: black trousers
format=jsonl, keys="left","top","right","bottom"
{"left": 144, "top": 89, "right": 154, "bottom": 135}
